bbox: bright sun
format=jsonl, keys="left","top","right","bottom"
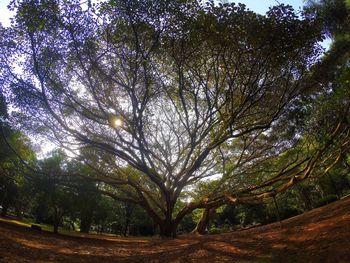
{"left": 114, "top": 118, "right": 123, "bottom": 127}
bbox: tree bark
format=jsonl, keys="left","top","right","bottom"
{"left": 53, "top": 223, "right": 59, "bottom": 234}
{"left": 80, "top": 217, "right": 92, "bottom": 233}
{"left": 53, "top": 207, "right": 62, "bottom": 234}
{"left": 123, "top": 204, "right": 133, "bottom": 236}
{"left": 298, "top": 185, "right": 313, "bottom": 211}
{"left": 328, "top": 174, "right": 340, "bottom": 199}
{"left": 158, "top": 220, "right": 177, "bottom": 237}
{"left": 273, "top": 196, "right": 282, "bottom": 227}
{"left": 191, "top": 207, "right": 215, "bottom": 235}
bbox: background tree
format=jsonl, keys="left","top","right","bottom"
{"left": 0, "top": 92, "right": 35, "bottom": 217}
{"left": 32, "top": 151, "right": 76, "bottom": 233}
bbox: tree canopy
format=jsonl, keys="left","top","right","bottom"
{"left": 0, "top": 0, "right": 349, "bottom": 236}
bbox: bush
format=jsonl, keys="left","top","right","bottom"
{"left": 315, "top": 194, "right": 338, "bottom": 208}
{"left": 208, "top": 224, "right": 231, "bottom": 234}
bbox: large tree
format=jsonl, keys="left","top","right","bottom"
{"left": 0, "top": 0, "right": 331, "bottom": 236}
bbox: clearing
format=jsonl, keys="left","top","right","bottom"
{"left": 1, "top": 197, "right": 350, "bottom": 263}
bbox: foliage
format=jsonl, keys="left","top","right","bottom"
{"left": 314, "top": 194, "right": 338, "bottom": 207}
{"left": 0, "top": 0, "right": 349, "bottom": 237}
{"left": 0, "top": 93, "right": 35, "bottom": 216}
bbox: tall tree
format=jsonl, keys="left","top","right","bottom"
{"left": 0, "top": 0, "right": 329, "bottom": 236}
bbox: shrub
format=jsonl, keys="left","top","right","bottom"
{"left": 315, "top": 194, "right": 338, "bottom": 208}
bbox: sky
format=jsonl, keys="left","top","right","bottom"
{"left": 0, "top": 0, "right": 306, "bottom": 27}
{"left": 234, "top": 0, "right": 305, "bottom": 13}
{"left": 0, "top": 0, "right": 14, "bottom": 27}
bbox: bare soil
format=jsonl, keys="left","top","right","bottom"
{"left": 1, "top": 197, "right": 350, "bottom": 263}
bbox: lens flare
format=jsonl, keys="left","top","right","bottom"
{"left": 114, "top": 118, "right": 123, "bottom": 127}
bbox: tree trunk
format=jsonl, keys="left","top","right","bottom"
{"left": 15, "top": 202, "right": 23, "bottom": 219}
{"left": 140, "top": 194, "right": 178, "bottom": 237}
{"left": 80, "top": 215, "right": 92, "bottom": 233}
{"left": 53, "top": 207, "right": 62, "bottom": 234}
{"left": 298, "top": 185, "right": 313, "bottom": 211}
{"left": 159, "top": 220, "right": 177, "bottom": 237}
{"left": 123, "top": 203, "right": 133, "bottom": 236}
{"left": 123, "top": 217, "right": 130, "bottom": 237}
{"left": 191, "top": 207, "right": 214, "bottom": 235}
{"left": 318, "top": 179, "right": 326, "bottom": 198}
{"left": 273, "top": 196, "right": 282, "bottom": 227}
{"left": 328, "top": 174, "right": 340, "bottom": 199}
{"left": 53, "top": 223, "right": 59, "bottom": 234}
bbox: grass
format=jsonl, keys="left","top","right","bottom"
{"left": 0, "top": 216, "right": 77, "bottom": 235}
{"left": 0, "top": 216, "right": 152, "bottom": 242}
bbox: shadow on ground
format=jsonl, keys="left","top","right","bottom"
{"left": 1, "top": 197, "right": 350, "bottom": 263}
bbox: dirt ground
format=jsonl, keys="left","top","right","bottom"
{"left": 1, "top": 197, "right": 350, "bottom": 263}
